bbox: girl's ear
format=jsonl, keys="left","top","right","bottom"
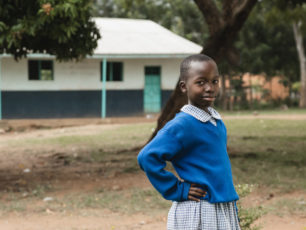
{"left": 179, "top": 80, "right": 187, "bottom": 93}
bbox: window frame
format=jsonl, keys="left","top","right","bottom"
{"left": 28, "top": 60, "right": 54, "bottom": 81}
{"left": 100, "top": 61, "right": 124, "bottom": 82}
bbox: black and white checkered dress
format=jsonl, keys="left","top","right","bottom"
{"left": 167, "top": 104, "right": 241, "bottom": 230}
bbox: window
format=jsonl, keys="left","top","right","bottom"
{"left": 100, "top": 61, "right": 123, "bottom": 81}
{"left": 28, "top": 60, "right": 54, "bottom": 80}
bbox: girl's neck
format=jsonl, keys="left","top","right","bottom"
{"left": 203, "top": 107, "right": 211, "bottom": 115}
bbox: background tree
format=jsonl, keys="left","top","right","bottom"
{"left": 0, "top": 0, "right": 101, "bottom": 61}
{"left": 233, "top": 1, "right": 300, "bottom": 108}
{"left": 238, "top": 4, "right": 299, "bottom": 79}
{"left": 263, "top": 0, "right": 306, "bottom": 107}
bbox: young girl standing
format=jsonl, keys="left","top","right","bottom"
{"left": 137, "top": 54, "right": 240, "bottom": 230}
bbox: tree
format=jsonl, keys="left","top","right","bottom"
{"left": 238, "top": 4, "right": 299, "bottom": 79}
{"left": 234, "top": 1, "right": 300, "bottom": 108}
{"left": 152, "top": 0, "right": 258, "bottom": 139}
{"left": 0, "top": 0, "right": 101, "bottom": 61}
{"left": 264, "top": 0, "right": 306, "bottom": 107}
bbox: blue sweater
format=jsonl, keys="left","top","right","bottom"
{"left": 137, "top": 112, "right": 239, "bottom": 203}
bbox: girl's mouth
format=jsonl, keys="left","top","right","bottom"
{"left": 203, "top": 97, "right": 215, "bottom": 101}
{"left": 202, "top": 96, "right": 216, "bottom": 101}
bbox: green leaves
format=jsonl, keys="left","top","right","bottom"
{"left": 235, "top": 2, "right": 300, "bottom": 82}
{"left": 0, "top": 0, "right": 101, "bottom": 61}
{"left": 0, "top": 21, "right": 7, "bottom": 32}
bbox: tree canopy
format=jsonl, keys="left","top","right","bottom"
{"left": 0, "top": 0, "right": 101, "bottom": 61}
{"left": 262, "top": 0, "right": 306, "bottom": 107}
{"left": 236, "top": 2, "right": 299, "bottom": 81}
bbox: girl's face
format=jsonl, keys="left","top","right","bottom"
{"left": 180, "top": 60, "right": 220, "bottom": 110}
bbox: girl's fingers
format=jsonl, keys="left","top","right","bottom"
{"left": 190, "top": 184, "right": 206, "bottom": 191}
{"left": 188, "top": 195, "right": 200, "bottom": 202}
{"left": 190, "top": 187, "right": 206, "bottom": 193}
{"left": 189, "top": 190, "right": 206, "bottom": 198}
{"left": 189, "top": 187, "right": 206, "bottom": 195}
{"left": 188, "top": 184, "right": 206, "bottom": 201}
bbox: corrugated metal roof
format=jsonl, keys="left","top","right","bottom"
{"left": 93, "top": 18, "right": 202, "bottom": 56}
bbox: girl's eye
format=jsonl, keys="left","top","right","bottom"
{"left": 213, "top": 80, "right": 219, "bottom": 84}
{"left": 197, "top": 81, "right": 205, "bottom": 85}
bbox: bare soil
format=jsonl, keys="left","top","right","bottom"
{"left": 0, "top": 116, "right": 305, "bottom": 230}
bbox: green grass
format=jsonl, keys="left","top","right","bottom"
{"left": 0, "top": 183, "right": 54, "bottom": 215}
{"left": 269, "top": 197, "right": 306, "bottom": 216}
{"left": 5, "top": 123, "right": 155, "bottom": 151}
{"left": 0, "top": 187, "right": 171, "bottom": 215}
{"left": 220, "top": 108, "right": 306, "bottom": 116}
{"left": 61, "top": 188, "right": 171, "bottom": 214}
{"left": 1, "top": 115, "right": 306, "bottom": 218}
{"left": 225, "top": 119, "right": 306, "bottom": 191}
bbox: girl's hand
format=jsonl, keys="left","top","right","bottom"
{"left": 188, "top": 184, "right": 207, "bottom": 202}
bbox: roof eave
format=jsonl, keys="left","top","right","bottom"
{"left": 0, "top": 53, "right": 201, "bottom": 59}
{"left": 90, "top": 53, "right": 200, "bottom": 59}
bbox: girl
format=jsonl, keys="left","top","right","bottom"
{"left": 137, "top": 54, "right": 240, "bottom": 230}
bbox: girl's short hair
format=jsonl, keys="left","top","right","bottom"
{"left": 179, "top": 54, "right": 213, "bottom": 81}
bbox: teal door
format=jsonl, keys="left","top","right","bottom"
{"left": 144, "top": 67, "right": 161, "bottom": 113}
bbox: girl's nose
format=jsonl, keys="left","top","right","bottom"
{"left": 205, "top": 82, "right": 214, "bottom": 92}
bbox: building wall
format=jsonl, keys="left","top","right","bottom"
{"left": 1, "top": 57, "right": 181, "bottom": 90}
{"left": 224, "top": 73, "right": 289, "bottom": 101}
{"left": 241, "top": 74, "right": 289, "bottom": 100}
{"left": 1, "top": 57, "right": 180, "bottom": 118}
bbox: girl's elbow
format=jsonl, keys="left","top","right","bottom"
{"left": 137, "top": 151, "right": 149, "bottom": 170}
{"left": 137, "top": 153, "right": 144, "bottom": 170}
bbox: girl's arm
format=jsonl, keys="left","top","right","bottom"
{"left": 137, "top": 129, "right": 191, "bottom": 201}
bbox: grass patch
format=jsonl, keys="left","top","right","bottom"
{"left": 269, "top": 197, "right": 306, "bottom": 216}
{"left": 23, "top": 188, "right": 171, "bottom": 215}
{"left": 0, "top": 201, "right": 26, "bottom": 214}
{"left": 63, "top": 188, "right": 171, "bottom": 214}
{"left": 1, "top": 115, "right": 305, "bottom": 219}
{"left": 5, "top": 123, "right": 155, "bottom": 151}
{"left": 220, "top": 108, "right": 306, "bottom": 115}
{"left": 226, "top": 119, "right": 306, "bottom": 191}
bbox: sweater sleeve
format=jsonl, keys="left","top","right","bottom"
{"left": 137, "top": 128, "right": 190, "bottom": 201}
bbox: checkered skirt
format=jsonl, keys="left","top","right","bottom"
{"left": 167, "top": 200, "right": 241, "bottom": 230}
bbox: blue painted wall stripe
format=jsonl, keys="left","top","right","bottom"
{"left": 2, "top": 90, "right": 152, "bottom": 118}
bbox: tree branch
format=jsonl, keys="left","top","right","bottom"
{"left": 193, "top": 0, "right": 223, "bottom": 35}
{"left": 231, "top": 0, "right": 258, "bottom": 27}
{"left": 222, "top": 0, "right": 238, "bottom": 21}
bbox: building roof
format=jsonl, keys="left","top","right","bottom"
{"left": 93, "top": 17, "right": 202, "bottom": 58}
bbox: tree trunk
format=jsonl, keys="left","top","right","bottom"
{"left": 292, "top": 21, "right": 306, "bottom": 108}
{"left": 150, "top": 0, "right": 258, "bottom": 139}
{"left": 249, "top": 75, "right": 253, "bottom": 109}
{"left": 220, "top": 75, "right": 227, "bottom": 110}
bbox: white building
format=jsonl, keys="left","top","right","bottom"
{"left": 0, "top": 18, "right": 202, "bottom": 118}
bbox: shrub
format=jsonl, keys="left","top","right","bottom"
{"left": 236, "top": 184, "right": 263, "bottom": 230}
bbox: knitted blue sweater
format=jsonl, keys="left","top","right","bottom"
{"left": 137, "top": 112, "right": 239, "bottom": 203}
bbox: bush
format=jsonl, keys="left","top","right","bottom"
{"left": 236, "top": 184, "right": 263, "bottom": 230}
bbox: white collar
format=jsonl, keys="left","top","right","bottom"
{"left": 180, "top": 104, "right": 222, "bottom": 123}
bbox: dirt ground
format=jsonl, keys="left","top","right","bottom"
{"left": 0, "top": 115, "right": 305, "bottom": 230}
